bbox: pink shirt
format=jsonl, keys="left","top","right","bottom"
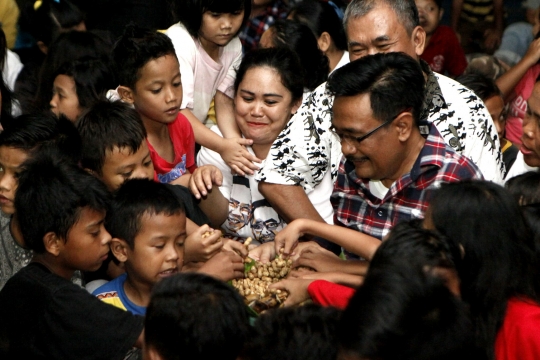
{"left": 506, "top": 65, "right": 540, "bottom": 146}
{"left": 166, "top": 23, "right": 242, "bottom": 126}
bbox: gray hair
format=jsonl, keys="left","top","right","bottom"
{"left": 343, "top": 0, "right": 420, "bottom": 35}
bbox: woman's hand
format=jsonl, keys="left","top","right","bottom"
{"left": 188, "top": 165, "right": 223, "bottom": 199}
{"left": 268, "top": 278, "right": 314, "bottom": 306}
{"left": 248, "top": 241, "right": 276, "bottom": 263}
{"left": 219, "top": 138, "right": 261, "bottom": 176}
{"left": 183, "top": 226, "right": 223, "bottom": 263}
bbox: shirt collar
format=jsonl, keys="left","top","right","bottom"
{"left": 419, "top": 60, "right": 448, "bottom": 122}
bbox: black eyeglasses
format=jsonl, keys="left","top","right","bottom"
{"left": 331, "top": 108, "right": 412, "bottom": 146}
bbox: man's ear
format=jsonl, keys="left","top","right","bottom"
{"left": 117, "top": 86, "right": 135, "bottom": 104}
{"left": 317, "top": 32, "right": 332, "bottom": 53}
{"left": 110, "top": 238, "right": 129, "bottom": 263}
{"left": 411, "top": 25, "right": 427, "bottom": 56}
{"left": 394, "top": 111, "right": 414, "bottom": 142}
{"left": 43, "top": 232, "right": 62, "bottom": 256}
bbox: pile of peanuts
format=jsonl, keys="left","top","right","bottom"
{"left": 231, "top": 238, "right": 292, "bottom": 308}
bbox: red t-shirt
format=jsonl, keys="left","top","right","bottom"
{"left": 147, "top": 112, "right": 196, "bottom": 183}
{"left": 421, "top": 25, "right": 467, "bottom": 78}
{"left": 495, "top": 297, "right": 540, "bottom": 360}
{"left": 307, "top": 280, "right": 356, "bottom": 309}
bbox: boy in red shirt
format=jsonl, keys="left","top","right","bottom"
{"left": 417, "top": 0, "right": 467, "bottom": 78}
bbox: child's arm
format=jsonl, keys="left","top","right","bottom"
{"left": 483, "top": 0, "right": 504, "bottom": 51}
{"left": 450, "top": 0, "right": 464, "bottom": 39}
{"left": 181, "top": 108, "right": 261, "bottom": 175}
{"left": 496, "top": 37, "right": 540, "bottom": 100}
{"left": 275, "top": 218, "right": 382, "bottom": 261}
{"left": 214, "top": 90, "right": 241, "bottom": 138}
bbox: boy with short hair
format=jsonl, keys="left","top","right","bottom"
{"left": 113, "top": 26, "right": 195, "bottom": 187}
{"left": 77, "top": 100, "right": 245, "bottom": 278}
{"left": 93, "top": 179, "right": 187, "bottom": 314}
{"left": 416, "top": 0, "right": 467, "bottom": 77}
{"left": 144, "top": 272, "right": 250, "bottom": 360}
{"left": 0, "top": 152, "right": 143, "bottom": 359}
{"left": 0, "top": 113, "right": 81, "bottom": 289}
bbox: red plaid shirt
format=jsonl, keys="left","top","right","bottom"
{"left": 238, "top": 0, "right": 288, "bottom": 52}
{"left": 331, "top": 124, "right": 483, "bottom": 258}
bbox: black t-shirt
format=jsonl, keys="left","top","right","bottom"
{"left": 0, "top": 262, "right": 144, "bottom": 359}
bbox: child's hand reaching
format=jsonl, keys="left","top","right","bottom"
{"left": 219, "top": 137, "right": 262, "bottom": 176}
{"left": 188, "top": 165, "right": 223, "bottom": 199}
{"left": 268, "top": 278, "right": 314, "bottom": 307}
{"left": 197, "top": 250, "right": 245, "bottom": 281}
{"left": 184, "top": 225, "right": 223, "bottom": 263}
{"left": 223, "top": 239, "right": 249, "bottom": 258}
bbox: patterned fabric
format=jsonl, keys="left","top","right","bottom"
{"left": 331, "top": 124, "right": 483, "bottom": 258}
{"left": 420, "top": 61, "right": 505, "bottom": 183}
{"left": 255, "top": 86, "right": 342, "bottom": 193}
{"left": 0, "top": 212, "right": 31, "bottom": 290}
{"left": 238, "top": 0, "right": 288, "bottom": 52}
{"left": 93, "top": 273, "right": 146, "bottom": 316}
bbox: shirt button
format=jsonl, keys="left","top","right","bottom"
{"left": 377, "top": 210, "right": 383, "bottom": 217}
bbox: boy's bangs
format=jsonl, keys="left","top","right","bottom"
{"left": 204, "top": 0, "right": 245, "bottom": 13}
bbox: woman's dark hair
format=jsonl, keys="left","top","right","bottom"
{"left": 288, "top": 0, "right": 348, "bottom": 51}
{"left": 234, "top": 47, "right": 304, "bottom": 104}
{"left": 33, "top": 30, "right": 113, "bottom": 113}
{"left": 113, "top": 24, "right": 177, "bottom": 89}
{"left": 20, "top": 0, "right": 85, "bottom": 46}
{"left": 266, "top": 20, "right": 329, "bottom": 91}
{"left": 173, "top": 0, "right": 251, "bottom": 39}
{"left": 429, "top": 180, "right": 540, "bottom": 359}
{"left": 505, "top": 171, "right": 540, "bottom": 206}
{"left": 456, "top": 73, "right": 502, "bottom": 102}
{"left": 54, "top": 57, "right": 115, "bottom": 111}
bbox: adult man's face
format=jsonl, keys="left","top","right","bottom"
{"left": 521, "top": 82, "right": 540, "bottom": 167}
{"left": 332, "top": 93, "right": 408, "bottom": 186}
{"left": 346, "top": 3, "right": 426, "bottom": 62}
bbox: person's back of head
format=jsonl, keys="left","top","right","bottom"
{"left": 343, "top": 0, "right": 420, "bottom": 35}
{"left": 113, "top": 24, "right": 177, "bottom": 90}
{"left": 0, "top": 112, "right": 81, "bottom": 163}
{"left": 144, "top": 272, "right": 250, "bottom": 360}
{"left": 14, "top": 149, "right": 110, "bottom": 254}
{"left": 289, "top": 0, "right": 348, "bottom": 52}
{"left": 241, "top": 304, "right": 341, "bottom": 360}
{"left": 264, "top": 19, "right": 329, "bottom": 91}
{"left": 338, "top": 260, "right": 476, "bottom": 360}
{"left": 77, "top": 100, "right": 147, "bottom": 176}
{"left": 327, "top": 51, "right": 425, "bottom": 127}
{"left": 505, "top": 171, "right": 540, "bottom": 206}
{"left": 20, "top": 0, "right": 85, "bottom": 49}
{"left": 173, "top": 0, "right": 251, "bottom": 39}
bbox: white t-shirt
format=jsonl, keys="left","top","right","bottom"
{"left": 166, "top": 23, "right": 243, "bottom": 126}
{"left": 503, "top": 151, "right": 538, "bottom": 184}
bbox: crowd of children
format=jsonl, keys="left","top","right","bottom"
{"left": 0, "top": 0, "right": 540, "bottom": 359}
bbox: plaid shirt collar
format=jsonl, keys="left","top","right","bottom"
{"left": 344, "top": 123, "right": 447, "bottom": 202}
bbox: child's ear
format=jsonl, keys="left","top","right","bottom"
{"left": 110, "top": 238, "right": 129, "bottom": 263}
{"left": 317, "top": 32, "right": 331, "bottom": 53}
{"left": 117, "top": 86, "right": 135, "bottom": 104}
{"left": 43, "top": 232, "right": 62, "bottom": 256}
{"left": 36, "top": 41, "right": 48, "bottom": 55}
{"left": 144, "top": 344, "right": 164, "bottom": 360}
{"left": 439, "top": 8, "right": 444, "bottom": 21}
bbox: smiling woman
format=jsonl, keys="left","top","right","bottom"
{"left": 190, "top": 48, "right": 334, "bottom": 245}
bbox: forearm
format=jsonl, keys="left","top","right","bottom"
{"left": 214, "top": 91, "right": 241, "bottom": 139}
{"left": 181, "top": 108, "right": 226, "bottom": 153}
{"left": 196, "top": 186, "right": 229, "bottom": 229}
{"left": 258, "top": 182, "right": 325, "bottom": 224}
{"left": 493, "top": 0, "right": 504, "bottom": 32}
{"left": 496, "top": 58, "right": 536, "bottom": 99}
{"left": 296, "top": 219, "right": 381, "bottom": 260}
{"left": 451, "top": 0, "right": 464, "bottom": 30}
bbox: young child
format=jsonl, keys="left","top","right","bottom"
{"left": 50, "top": 57, "right": 115, "bottom": 123}
{"left": 0, "top": 112, "right": 81, "bottom": 289}
{"left": 77, "top": 100, "right": 246, "bottom": 277}
{"left": 0, "top": 151, "right": 143, "bottom": 358}
{"left": 144, "top": 272, "right": 250, "bottom": 360}
{"left": 113, "top": 26, "right": 196, "bottom": 186}
{"left": 166, "top": 0, "right": 261, "bottom": 176}
{"left": 416, "top": 0, "right": 467, "bottom": 77}
{"left": 457, "top": 73, "right": 519, "bottom": 177}
{"left": 93, "top": 179, "right": 186, "bottom": 314}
